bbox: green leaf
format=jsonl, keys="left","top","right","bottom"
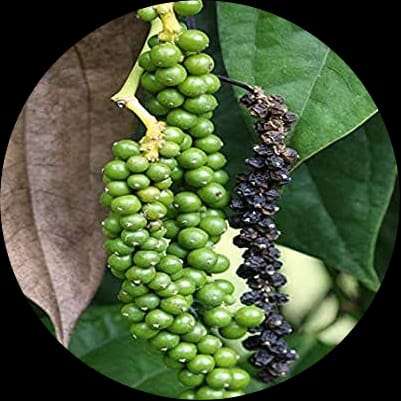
{"left": 68, "top": 304, "right": 186, "bottom": 397}
{"left": 276, "top": 114, "right": 397, "bottom": 290}
{"left": 217, "top": 3, "right": 377, "bottom": 165}
{"left": 374, "top": 180, "right": 399, "bottom": 281}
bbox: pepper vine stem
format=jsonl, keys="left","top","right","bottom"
{"left": 154, "top": 2, "right": 184, "bottom": 42}
{"left": 217, "top": 75, "right": 255, "bottom": 92}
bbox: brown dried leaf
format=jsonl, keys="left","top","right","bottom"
{"left": 0, "top": 14, "right": 148, "bottom": 346}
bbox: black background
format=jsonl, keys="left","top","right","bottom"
{"left": 0, "top": 0, "right": 399, "bottom": 399}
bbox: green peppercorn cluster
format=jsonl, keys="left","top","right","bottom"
{"left": 99, "top": 2, "right": 266, "bottom": 398}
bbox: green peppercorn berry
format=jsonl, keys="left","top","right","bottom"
{"left": 171, "top": 270, "right": 185, "bottom": 281}
{"left": 137, "top": 6, "right": 157, "bottom": 22}
{"left": 189, "top": 118, "right": 214, "bottom": 139}
{"left": 155, "top": 177, "right": 173, "bottom": 190}
{"left": 151, "top": 227, "right": 167, "bottom": 239}
{"left": 167, "top": 109, "right": 198, "bottom": 130}
{"left": 198, "top": 183, "right": 227, "bottom": 206}
{"left": 169, "top": 312, "right": 196, "bottom": 334}
{"left": 203, "top": 73, "right": 221, "bottom": 94}
{"left": 156, "top": 282, "right": 179, "bottom": 298}
{"left": 103, "top": 160, "right": 130, "bottom": 180}
{"left": 102, "top": 226, "right": 117, "bottom": 239}
{"left": 130, "top": 322, "right": 159, "bottom": 339}
{"left": 174, "top": 191, "right": 202, "bottom": 213}
{"left": 125, "top": 266, "right": 156, "bottom": 284}
{"left": 182, "top": 321, "right": 208, "bottom": 343}
{"left": 150, "top": 331, "right": 180, "bottom": 351}
{"left": 178, "top": 227, "right": 209, "bottom": 250}
{"left": 180, "top": 134, "right": 193, "bottom": 150}
{"left": 100, "top": 191, "right": 113, "bottom": 208}
{"left": 179, "top": 390, "right": 196, "bottom": 400}
{"left": 106, "top": 181, "right": 130, "bottom": 197}
{"left": 117, "top": 289, "right": 133, "bottom": 303}
{"left": 207, "top": 368, "right": 232, "bottom": 390}
{"left": 188, "top": 354, "right": 216, "bottom": 374}
{"left": 187, "top": 247, "right": 217, "bottom": 271}
{"left": 122, "top": 280, "right": 149, "bottom": 298}
{"left": 140, "top": 72, "right": 166, "bottom": 93}
{"left": 138, "top": 51, "right": 156, "bottom": 72}
{"left": 195, "top": 135, "right": 223, "bottom": 154}
{"left": 119, "top": 213, "right": 147, "bottom": 231}
{"left": 199, "top": 216, "right": 227, "bottom": 236}
{"left": 111, "top": 269, "right": 127, "bottom": 280}
{"left": 145, "top": 162, "right": 170, "bottom": 182}
{"left": 184, "top": 166, "right": 214, "bottom": 188}
{"left": 147, "top": 272, "right": 171, "bottom": 292}
{"left": 147, "top": 34, "right": 160, "bottom": 48}
{"left": 167, "top": 242, "right": 189, "bottom": 259}
{"left": 219, "top": 322, "right": 247, "bottom": 340}
{"left": 196, "top": 283, "right": 225, "bottom": 307}
{"left": 164, "top": 219, "right": 180, "bottom": 239}
{"left": 177, "top": 29, "right": 209, "bottom": 52}
{"left": 184, "top": 94, "right": 218, "bottom": 115}
{"left": 112, "top": 139, "right": 140, "bottom": 160}
{"left": 104, "top": 238, "right": 133, "bottom": 256}
{"left": 201, "top": 208, "right": 225, "bottom": 219}
{"left": 203, "top": 307, "right": 232, "bottom": 328}
{"left": 224, "top": 391, "right": 245, "bottom": 398}
{"left": 214, "top": 348, "right": 240, "bottom": 368}
{"left": 170, "top": 168, "right": 184, "bottom": 184}
{"left": 174, "top": 0, "right": 203, "bottom": 16}
{"left": 177, "top": 148, "right": 208, "bottom": 170}
{"left": 137, "top": 186, "right": 161, "bottom": 203}
{"left": 168, "top": 342, "right": 198, "bottom": 363}
{"left": 178, "top": 369, "right": 205, "bottom": 387}
{"left": 133, "top": 250, "right": 161, "bottom": 268}
{"left": 160, "top": 294, "right": 189, "bottom": 315}
{"left": 206, "top": 254, "right": 229, "bottom": 274}
{"left": 145, "top": 96, "right": 169, "bottom": 116}
{"left": 197, "top": 335, "right": 223, "bottom": 355}
{"left": 164, "top": 355, "right": 186, "bottom": 369}
{"left": 234, "top": 306, "right": 265, "bottom": 328}
{"left": 102, "top": 214, "right": 122, "bottom": 234}
{"left": 213, "top": 170, "right": 229, "bottom": 185}
{"left": 195, "top": 387, "right": 224, "bottom": 400}
{"left": 176, "top": 212, "right": 201, "bottom": 228}
{"left": 142, "top": 237, "right": 168, "bottom": 252}
{"left": 135, "top": 293, "right": 160, "bottom": 311}
{"left": 126, "top": 174, "right": 150, "bottom": 191}
{"left": 143, "top": 201, "right": 167, "bottom": 221}
{"left": 126, "top": 155, "right": 150, "bottom": 173}
{"left": 155, "top": 64, "right": 188, "bottom": 86}
{"left": 184, "top": 53, "right": 214, "bottom": 75}
{"left": 182, "top": 268, "right": 207, "bottom": 289}
{"left": 160, "top": 157, "right": 179, "bottom": 170}
{"left": 158, "top": 254, "right": 184, "bottom": 274}
{"left": 229, "top": 368, "right": 250, "bottom": 390}
{"left": 148, "top": 219, "right": 163, "bottom": 232}
{"left": 157, "top": 88, "right": 185, "bottom": 109}
{"left": 121, "top": 303, "right": 146, "bottom": 323}
{"left": 102, "top": 174, "right": 113, "bottom": 185}
{"left": 150, "top": 43, "right": 183, "bottom": 68}
{"left": 145, "top": 308, "right": 174, "bottom": 330}
{"left": 164, "top": 126, "right": 185, "bottom": 144}
{"left": 121, "top": 228, "right": 149, "bottom": 247}
{"left": 178, "top": 76, "right": 208, "bottom": 97}
{"left": 213, "top": 280, "right": 234, "bottom": 296}
{"left": 107, "top": 253, "right": 132, "bottom": 272}
{"left": 159, "top": 141, "right": 181, "bottom": 158}
{"left": 207, "top": 153, "right": 227, "bottom": 170}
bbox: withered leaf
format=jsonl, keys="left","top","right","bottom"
{"left": 1, "top": 14, "right": 148, "bottom": 346}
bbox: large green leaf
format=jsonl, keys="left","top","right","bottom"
{"left": 217, "top": 2, "right": 377, "bottom": 165}
{"left": 374, "top": 181, "right": 399, "bottom": 281}
{"left": 276, "top": 114, "right": 397, "bottom": 291}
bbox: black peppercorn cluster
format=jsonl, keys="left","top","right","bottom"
{"left": 229, "top": 87, "right": 299, "bottom": 383}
